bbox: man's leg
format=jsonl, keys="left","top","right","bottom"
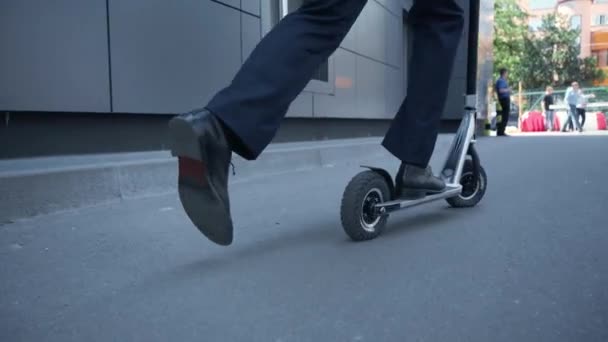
{"left": 579, "top": 108, "right": 586, "bottom": 128}
{"left": 208, "top": 0, "right": 368, "bottom": 160}
{"left": 496, "top": 106, "right": 504, "bottom": 135}
{"left": 562, "top": 106, "right": 573, "bottom": 132}
{"left": 562, "top": 115, "right": 571, "bottom": 132}
{"left": 571, "top": 105, "right": 582, "bottom": 131}
{"left": 382, "top": 0, "right": 465, "bottom": 168}
{"left": 497, "top": 99, "right": 510, "bottom": 135}
{"left": 168, "top": 0, "right": 368, "bottom": 245}
{"left": 379, "top": 0, "right": 464, "bottom": 198}
{"left": 565, "top": 105, "right": 579, "bottom": 131}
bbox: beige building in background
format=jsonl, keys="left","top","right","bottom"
{"left": 518, "top": 0, "right": 608, "bottom": 84}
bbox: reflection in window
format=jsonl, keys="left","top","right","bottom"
{"left": 570, "top": 15, "right": 581, "bottom": 30}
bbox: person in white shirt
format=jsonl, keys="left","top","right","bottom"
{"left": 575, "top": 88, "right": 595, "bottom": 130}
{"left": 561, "top": 82, "right": 582, "bottom": 132}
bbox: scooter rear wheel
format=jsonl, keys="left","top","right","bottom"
{"left": 446, "top": 159, "right": 487, "bottom": 208}
{"left": 340, "top": 171, "right": 391, "bottom": 241}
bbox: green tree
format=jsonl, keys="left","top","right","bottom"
{"left": 519, "top": 13, "right": 581, "bottom": 89}
{"left": 580, "top": 56, "right": 605, "bottom": 86}
{"left": 520, "top": 34, "right": 551, "bottom": 89}
{"left": 498, "top": 12, "right": 606, "bottom": 89}
{"left": 493, "top": 0, "right": 529, "bottom": 81}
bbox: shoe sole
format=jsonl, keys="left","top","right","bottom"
{"left": 168, "top": 115, "right": 233, "bottom": 246}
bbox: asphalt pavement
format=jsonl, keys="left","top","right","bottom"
{"left": 1, "top": 134, "right": 608, "bottom": 342}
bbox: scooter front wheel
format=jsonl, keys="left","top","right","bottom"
{"left": 340, "top": 171, "right": 391, "bottom": 241}
{"left": 446, "top": 159, "right": 487, "bottom": 208}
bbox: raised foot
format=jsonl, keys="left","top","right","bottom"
{"left": 168, "top": 109, "right": 235, "bottom": 246}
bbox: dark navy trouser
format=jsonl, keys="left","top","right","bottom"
{"left": 207, "top": 0, "right": 465, "bottom": 166}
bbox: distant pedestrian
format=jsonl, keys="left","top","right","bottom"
{"left": 543, "top": 86, "right": 555, "bottom": 131}
{"left": 494, "top": 68, "right": 511, "bottom": 136}
{"left": 562, "top": 82, "right": 582, "bottom": 133}
{"left": 576, "top": 87, "right": 595, "bottom": 130}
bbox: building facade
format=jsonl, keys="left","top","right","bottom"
{"left": 0, "top": 0, "right": 491, "bottom": 158}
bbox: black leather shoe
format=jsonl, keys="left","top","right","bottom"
{"left": 396, "top": 163, "right": 446, "bottom": 199}
{"left": 168, "top": 108, "right": 234, "bottom": 246}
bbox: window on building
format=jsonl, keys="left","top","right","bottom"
{"left": 570, "top": 15, "right": 582, "bottom": 30}
{"left": 593, "top": 14, "right": 607, "bottom": 26}
{"left": 600, "top": 50, "right": 608, "bottom": 68}
{"left": 575, "top": 37, "right": 581, "bottom": 53}
{"left": 568, "top": 15, "right": 582, "bottom": 54}
{"left": 528, "top": 0, "right": 556, "bottom": 10}
{"left": 278, "top": 0, "right": 329, "bottom": 82}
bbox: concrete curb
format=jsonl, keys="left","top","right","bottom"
{"left": 1, "top": 135, "right": 455, "bottom": 222}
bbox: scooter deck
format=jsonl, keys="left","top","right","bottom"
{"left": 376, "top": 184, "right": 462, "bottom": 214}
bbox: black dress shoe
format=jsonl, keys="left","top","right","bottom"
{"left": 396, "top": 163, "right": 446, "bottom": 199}
{"left": 168, "top": 108, "right": 234, "bottom": 246}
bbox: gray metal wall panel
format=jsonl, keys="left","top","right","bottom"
{"left": 217, "top": 0, "right": 240, "bottom": 9}
{"left": 109, "top": 0, "right": 241, "bottom": 114}
{"left": 313, "top": 49, "right": 357, "bottom": 118}
{"left": 376, "top": 0, "right": 403, "bottom": 16}
{"left": 0, "top": 0, "right": 110, "bottom": 112}
{"left": 241, "top": 0, "right": 261, "bottom": 16}
{"left": 384, "top": 10, "right": 402, "bottom": 69}
{"left": 286, "top": 92, "right": 313, "bottom": 118}
{"left": 241, "top": 12, "right": 261, "bottom": 62}
{"left": 355, "top": 56, "right": 387, "bottom": 119}
{"left": 341, "top": 21, "right": 357, "bottom": 51}
{"left": 351, "top": 1, "right": 401, "bottom": 67}
{"left": 385, "top": 64, "right": 404, "bottom": 116}
{"left": 354, "top": 2, "right": 386, "bottom": 63}
{"left": 313, "top": 0, "right": 403, "bottom": 119}
{"left": 1, "top": 0, "right": 474, "bottom": 123}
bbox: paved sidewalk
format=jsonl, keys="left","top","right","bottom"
{"left": 0, "top": 135, "right": 454, "bottom": 222}
{"left": 2, "top": 135, "right": 608, "bottom": 341}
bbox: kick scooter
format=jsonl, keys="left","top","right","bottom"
{"left": 340, "top": 107, "right": 487, "bottom": 241}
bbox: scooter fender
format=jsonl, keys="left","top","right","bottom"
{"left": 360, "top": 165, "right": 396, "bottom": 200}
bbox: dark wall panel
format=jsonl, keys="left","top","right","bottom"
{"left": 109, "top": 0, "right": 242, "bottom": 114}
{"left": 216, "top": 0, "right": 240, "bottom": 8}
{"left": 241, "top": 12, "right": 261, "bottom": 62}
{"left": 0, "top": 0, "right": 111, "bottom": 112}
{"left": 241, "top": 0, "right": 261, "bottom": 16}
